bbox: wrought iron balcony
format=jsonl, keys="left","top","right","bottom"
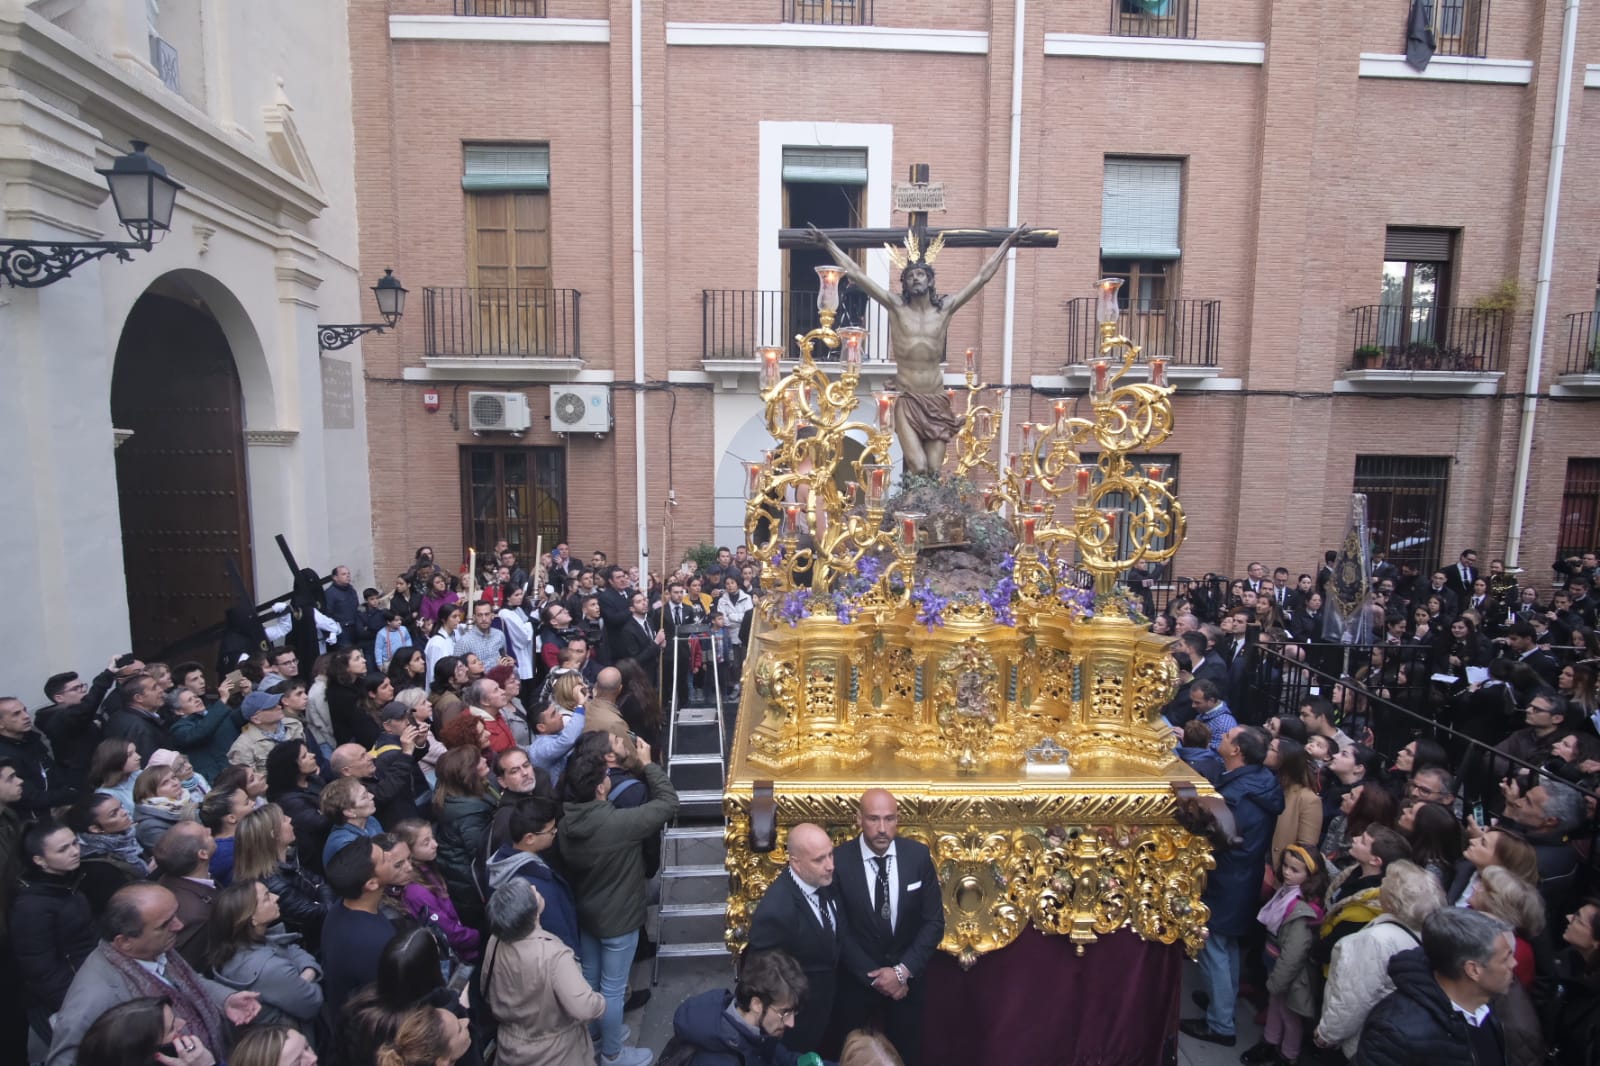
{"left": 1565, "top": 312, "right": 1600, "bottom": 376}
{"left": 1349, "top": 305, "right": 1504, "bottom": 372}
{"left": 1063, "top": 298, "right": 1220, "bottom": 367}
{"left": 454, "top": 0, "right": 546, "bottom": 14}
{"left": 423, "top": 287, "right": 581, "bottom": 360}
{"left": 703, "top": 289, "right": 889, "bottom": 362}
{"left": 1110, "top": 0, "right": 1197, "bottom": 40}
{"left": 782, "top": 0, "right": 874, "bottom": 26}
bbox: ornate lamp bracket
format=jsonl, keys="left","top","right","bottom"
{"left": 316, "top": 323, "right": 387, "bottom": 352}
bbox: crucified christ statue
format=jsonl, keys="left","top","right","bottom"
{"left": 809, "top": 222, "right": 1027, "bottom": 476}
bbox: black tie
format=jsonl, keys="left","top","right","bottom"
{"left": 674, "top": 605, "right": 682, "bottom": 626}
{"left": 873, "top": 855, "right": 891, "bottom": 928}
{"left": 818, "top": 891, "right": 834, "bottom": 937}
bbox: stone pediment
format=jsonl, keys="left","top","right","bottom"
{"left": 261, "top": 77, "right": 321, "bottom": 195}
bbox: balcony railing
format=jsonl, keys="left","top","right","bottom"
{"left": 1110, "top": 0, "right": 1197, "bottom": 39}
{"left": 454, "top": 0, "right": 546, "bottom": 15}
{"left": 782, "top": 0, "right": 874, "bottom": 26}
{"left": 1566, "top": 312, "right": 1600, "bottom": 375}
{"left": 1431, "top": 0, "right": 1490, "bottom": 58}
{"left": 703, "top": 289, "right": 889, "bottom": 362}
{"left": 1349, "top": 305, "right": 1504, "bottom": 372}
{"left": 423, "top": 287, "right": 582, "bottom": 360}
{"left": 1063, "top": 298, "right": 1220, "bottom": 367}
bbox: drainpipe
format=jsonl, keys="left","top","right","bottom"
{"left": 631, "top": 0, "right": 649, "bottom": 565}
{"left": 1506, "top": 0, "right": 1580, "bottom": 568}
{"left": 998, "top": 0, "right": 1026, "bottom": 451}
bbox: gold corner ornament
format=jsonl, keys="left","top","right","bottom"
{"left": 726, "top": 277, "right": 1212, "bottom": 965}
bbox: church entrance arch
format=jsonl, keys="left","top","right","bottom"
{"left": 112, "top": 277, "right": 255, "bottom": 658}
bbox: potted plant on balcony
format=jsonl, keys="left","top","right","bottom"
{"left": 1354, "top": 344, "right": 1385, "bottom": 370}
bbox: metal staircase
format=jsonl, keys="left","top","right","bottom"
{"left": 653, "top": 628, "right": 736, "bottom": 981}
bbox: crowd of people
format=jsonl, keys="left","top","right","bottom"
{"left": 0, "top": 541, "right": 842, "bottom": 1066}
{"left": 1160, "top": 548, "right": 1600, "bottom": 1065}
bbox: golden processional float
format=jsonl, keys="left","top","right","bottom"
{"left": 722, "top": 270, "right": 1217, "bottom": 967}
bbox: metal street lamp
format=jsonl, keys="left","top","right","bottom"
{"left": 318, "top": 268, "right": 408, "bottom": 352}
{"left": 0, "top": 141, "right": 184, "bottom": 288}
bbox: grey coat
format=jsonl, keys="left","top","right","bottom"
{"left": 48, "top": 944, "right": 233, "bottom": 1066}
{"left": 209, "top": 927, "right": 323, "bottom": 1031}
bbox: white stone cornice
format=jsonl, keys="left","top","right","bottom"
{"left": 1358, "top": 54, "right": 1533, "bottom": 84}
{"left": 389, "top": 15, "right": 610, "bottom": 44}
{"left": 1043, "top": 33, "right": 1264, "bottom": 65}
{"left": 666, "top": 22, "right": 989, "bottom": 55}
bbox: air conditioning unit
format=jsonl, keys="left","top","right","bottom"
{"left": 468, "top": 391, "right": 532, "bottom": 433}
{"left": 550, "top": 385, "right": 613, "bottom": 434}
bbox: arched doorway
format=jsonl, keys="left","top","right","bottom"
{"left": 112, "top": 285, "right": 254, "bottom": 659}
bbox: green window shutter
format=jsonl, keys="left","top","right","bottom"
{"left": 463, "top": 144, "right": 550, "bottom": 192}
{"left": 782, "top": 146, "right": 869, "bottom": 185}
{"left": 1100, "top": 159, "right": 1182, "bottom": 260}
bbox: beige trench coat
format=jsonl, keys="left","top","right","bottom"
{"left": 483, "top": 926, "right": 605, "bottom": 1066}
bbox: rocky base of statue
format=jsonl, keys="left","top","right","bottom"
{"left": 881, "top": 474, "right": 1017, "bottom": 598}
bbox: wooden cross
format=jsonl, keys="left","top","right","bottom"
{"left": 776, "top": 162, "right": 1059, "bottom": 252}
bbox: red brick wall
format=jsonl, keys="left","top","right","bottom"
{"left": 350, "top": 0, "right": 1600, "bottom": 585}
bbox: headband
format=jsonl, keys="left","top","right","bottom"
{"left": 1283, "top": 844, "right": 1318, "bottom": 873}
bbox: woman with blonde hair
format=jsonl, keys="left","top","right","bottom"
{"left": 229, "top": 1024, "right": 318, "bottom": 1066}
{"left": 234, "top": 803, "right": 328, "bottom": 950}
{"left": 133, "top": 764, "right": 197, "bottom": 852}
{"left": 1471, "top": 864, "right": 1547, "bottom": 989}
{"left": 204, "top": 879, "right": 323, "bottom": 1033}
{"left": 840, "top": 1030, "right": 905, "bottom": 1066}
{"left": 551, "top": 673, "right": 589, "bottom": 715}
{"left": 375, "top": 1006, "right": 472, "bottom": 1066}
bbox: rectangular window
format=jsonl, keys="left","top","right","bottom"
{"left": 464, "top": 144, "right": 553, "bottom": 356}
{"left": 1111, "top": 0, "right": 1197, "bottom": 39}
{"left": 461, "top": 447, "right": 566, "bottom": 561}
{"left": 1378, "top": 227, "right": 1454, "bottom": 349}
{"left": 1101, "top": 158, "right": 1183, "bottom": 360}
{"left": 1431, "top": 0, "right": 1489, "bottom": 58}
{"left": 1354, "top": 456, "right": 1451, "bottom": 576}
{"left": 784, "top": 147, "right": 867, "bottom": 349}
{"left": 1559, "top": 459, "right": 1600, "bottom": 557}
{"left": 782, "top": 0, "right": 873, "bottom": 26}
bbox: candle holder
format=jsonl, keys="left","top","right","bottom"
{"left": 759, "top": 346, "right": 783, "bottom": 390}
{"left": 838, "top": 326, "right": 866, "bottom": 371}
{"left": 815, "top": 264, "right": 844, "bottom": 322}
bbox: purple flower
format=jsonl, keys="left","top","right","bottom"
{"left": 779, "top": 590, "right": 810, "bottom": 627}
{"left": 911, "top": 581, "right": 948, "bottom": 632}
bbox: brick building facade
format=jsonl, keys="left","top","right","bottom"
{"left": 347, "top": 0, "right": 1600, "bottom": 589}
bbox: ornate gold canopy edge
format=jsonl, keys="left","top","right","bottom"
{"left": 721, "top": 778, "right": 1215, "bottom": 969}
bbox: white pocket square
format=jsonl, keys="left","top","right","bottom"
{"left": 906, "top": 881, "right": 922, "bottom": 891}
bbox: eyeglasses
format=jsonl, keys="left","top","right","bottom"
{"left": 767, "top": 1005, "right": 797, "bottom": 1021}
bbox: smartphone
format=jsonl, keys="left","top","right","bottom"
{"left": 158, "top": 1044, "right": 179, "bottom": 1059}
{"left": 115, "top": 653, "right": 139, "bottom": 669}
{"left": 1472, "top": 801, "right": 1486, "bottom": 826}
{"left": 224, "top": 669, "right": 245, "bottom": 687}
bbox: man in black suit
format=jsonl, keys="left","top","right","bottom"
{"left": 1421, "top": 570, "right": 1460, "bottom": 619}
{"left": 832, "top": 789, "right": 943, "bottom": 1064}
{"left": 747, "top": 822, "right": 841, "bottom": 1056}
{"left": 1502, "top": 621, "right": 1561, "bottom": 688}
{"left": 595, "top": 566, "right": 635, "bottom": 665}
{"left": 610, "top": 591, "right": 664, "bottom": 672}
{"left": 1445, "top": 549, "right": 1479, "bottom": 602}
{"left": 660, "top": 580, "right": 705, "bottom": 708}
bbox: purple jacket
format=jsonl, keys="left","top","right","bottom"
{"left": 401, "top": 868, "right": 481, "bottom": 962}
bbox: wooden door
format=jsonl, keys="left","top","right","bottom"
{"left": 468, "top": 191, "right": 552, "bottom": 355}
{"left": 113, "top": 292, "right": 253, "bottom": 659}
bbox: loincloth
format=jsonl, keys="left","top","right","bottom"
{"left": 895, "top": 388, "right": 963, "bottom": 444}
